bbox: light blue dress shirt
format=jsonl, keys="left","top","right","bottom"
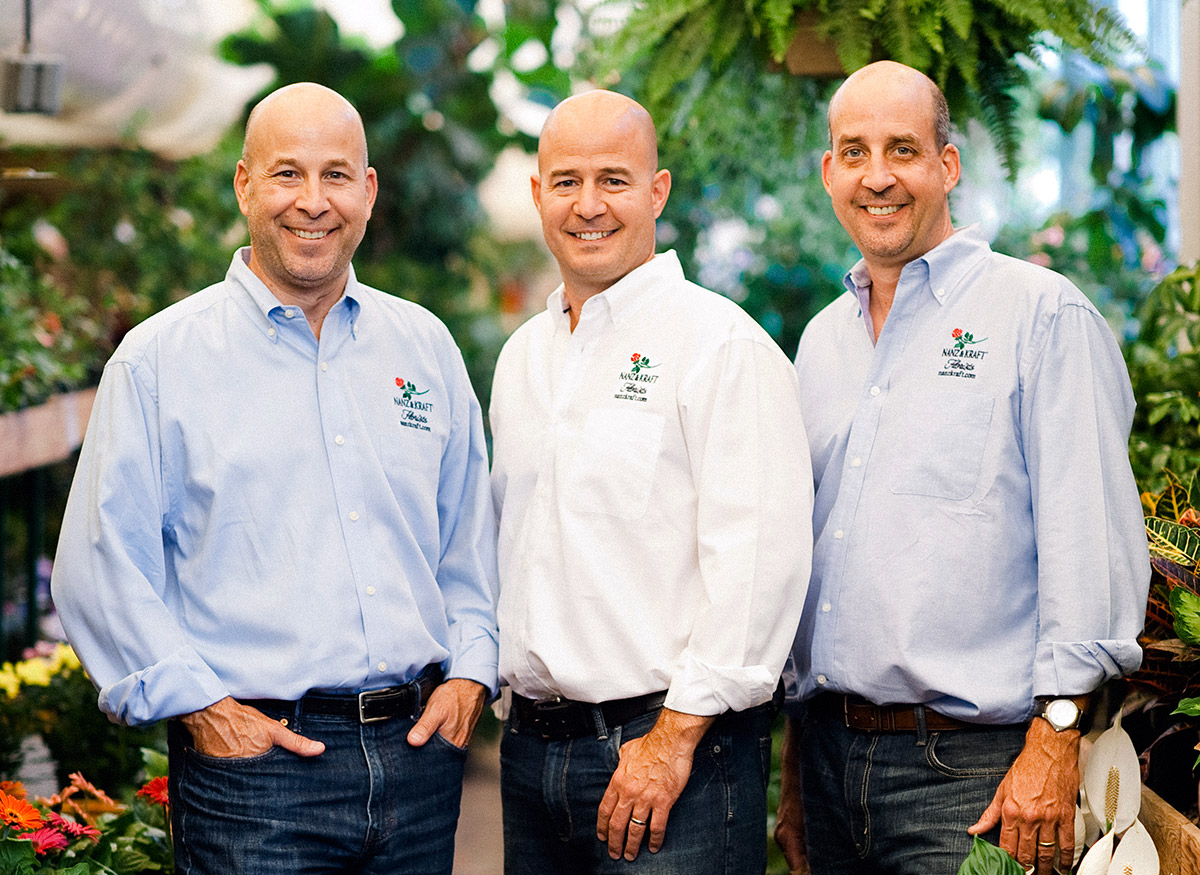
{"left": 791, "top": 226, "right": 1150, "bottom": 724}
{"left": 51, "top": 249, "right": 499, "bottom": 725}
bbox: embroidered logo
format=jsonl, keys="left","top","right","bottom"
{"left": 393, "top": 377, "right": 434, "bottom": 431}
{"left": 938, "top": 329, "right": 989, "bottom": 380}
{"left": 614, "top": 352, "right": 662, "bottom": 402}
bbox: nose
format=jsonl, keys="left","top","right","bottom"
{"left": 295, "top": 177, "right": 330, "bottom": 216}
{"left": 861, "top": 154, "right": 897, "bottom": 193}
{"left": 573, "top": 180, "right": 607, "bottom": 220}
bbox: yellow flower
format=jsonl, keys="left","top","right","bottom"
{"left": 48, "top": 643, "right": 80, "bottom": 674}
{"left": 0, "top": 665, "right": 19, "bottom": 699}
{"left": 15, "top": 658, "right": 51, "bottom": 687}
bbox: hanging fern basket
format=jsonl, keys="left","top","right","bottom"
{"left": 780, "top": 10, "right": 843, "bottom": 78}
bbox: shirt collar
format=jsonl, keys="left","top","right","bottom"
{"left": 544, "top": 250, "right": 683, "bottom": 330}
{"left": 842, "top": 224, "right": 993, "bottom": 314}
{"left": 230, "top": 246, "right": 362, "bottom": 340}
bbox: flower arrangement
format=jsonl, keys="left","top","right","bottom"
{"left": 0, "top": 762, "right": 172, "bottom": 874}
{"left": 0, "top": 643, "right": 166, "bottom": 793}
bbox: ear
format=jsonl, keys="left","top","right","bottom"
{"left": 530, "top": 174, "right": 542, "bottom": 213}
{"left": 234, "top": 160, "right": 252, "bottom": 217}
{"left": 364, "top": 166, "right": 379, "bottom": 217}
{"left": 820, "top": 151, "right": 834, "bottom": 196}
{"left": 941, "top": 143, "right": 961, "bottom": 194}
{"left": 651, "top": 168, "right": 671, "bottom": 219}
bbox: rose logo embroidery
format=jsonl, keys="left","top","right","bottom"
{"left": 629, "top": 352, "right": 659, "bottom": 374}
{"left": 950, "top": 328, "right": 987, "bottom": 350}
{"left": 395, "top": 377, "right": 429, "bottom": 400}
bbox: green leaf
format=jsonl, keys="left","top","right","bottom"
{"left": 1170, "top": 587, "right": 1200, "bottom": 647}
{"left": 1173, "top": 696, "right": 1200, "bottom": 717}
{"left": 0, "top": 839, "right": 35, "bottom": 875}
{"left": 956, "top": 835, "right": 1025, "bottom": 875}
{"left": 1146, "top": 517, "right": 1200, "bottom": 567}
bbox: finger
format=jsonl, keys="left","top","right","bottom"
{"left": 646, "top": 805, "right": 670, "bottom": 854}
{"left": 998, "top": 819, "right": 1020, "bottom": 863}
{"left": 1015, "top": 829, "right": 1038, "bottom": 872}
{"left": 622, "top": 811, "right": 650, "bottom": 861}
{"left": 968, "top": 796, "right": 1002, "bottom": 835}
{"left": 406, "top": 703, "right": 444, "bottom": 747}
{"left": 596, "top": 785, "right": 619, "bottom": 842}
{"left": 1035, "top": 834, "right": 1057, "bottom": 874}
{"left": 1055, "top": 819, "right": 1075, "bottom": 872}
{"left": 269, "top": 723, "right": 325, "bottom": 757}
{"left": 607, "top": 806, "right": 633, "bottom": 859}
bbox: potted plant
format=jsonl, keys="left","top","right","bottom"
{"left": 602, "top": 0, "right": 1134, "bottom": 179}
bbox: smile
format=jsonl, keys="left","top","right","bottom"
{"left": 571, "top": 230, "right": 615, "bottom": 241}
{"left": 865, "top": 206, "right": 901, "bottom": 216}
{"left": 289, "top": 228, "right": 329, "bottom": 239}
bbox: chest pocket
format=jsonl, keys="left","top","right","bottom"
{"left": 888, "top": 391, "right": 994, "bottom": 500}
{"left": 566, "top": 408, "right": 666, "bottom": 520}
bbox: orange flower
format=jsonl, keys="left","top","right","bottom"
{"left": 136, "top": 776, "right": 169, "bottom": 807}
{"left": 68, "top": 773, "right": 118, "bottom": 808}
{"left": 1, "top": 789, "right": 43, "bottom": 831}
{"left": 0, "top": 780, "right": 26, "bottom": 799}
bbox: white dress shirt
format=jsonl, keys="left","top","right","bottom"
{"left": 490, "top": 251, "right": 813, "bottom": 716}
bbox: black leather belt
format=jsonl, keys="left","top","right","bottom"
{"left": 242, "top": 665, "right": 442, "bottom": 724}
{"left": 809, "top": 692, "right": 977, "bottom": 732}
{"left": 510, "top": 691, "right": 668, "bottom": 741}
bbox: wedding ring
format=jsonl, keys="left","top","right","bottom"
{"left": 1037, "top": 841, "right": 1056, "bottom": 847}
{"left": 630, "top": 817, "right": 647, "bottom": 826}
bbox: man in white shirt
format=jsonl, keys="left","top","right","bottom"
{"left": 489, "top": 90, "right": 813, "bottom": 874}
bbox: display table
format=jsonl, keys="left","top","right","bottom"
{"left": 0, "top": 388, "right": 96, "bottom": 478}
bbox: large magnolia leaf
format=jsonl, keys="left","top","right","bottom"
{"left": 1106, "top": 819, "right": 1159, "bottom": 875}
{"left": 1082, "top": 716, "right": 1141, "bottom": 834}
{"left": 1076, "top": 829, "right": 1115, "bottom": 875}
{"left": 1145, "top": 517, "right": 1200, "bottom": 567}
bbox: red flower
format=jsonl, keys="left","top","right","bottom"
{"left": 22, "top": 826, "right": 68, "bottom": 855}
{"left": 631, "top": 353, "right": 640, "bottom": 362}
{"left": 395, "top": 377, "right": 404, "bottom": 387}
{"left": 47, "top": 812, "right": 100, "bottom": 841}
{"left": 951, "top": 328, "right": 963, "bottom": 339}
{"left": 137, "top": 776, "right": 169, "bottom": 807}
{"left": 1, "top": 790, "right": 43, "bottom": 831}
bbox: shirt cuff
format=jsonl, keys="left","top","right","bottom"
{"left": 1032, "top": 639, "right": 1143, "bottom": 699}
{"left": 663, "top": 653, "right": 778, "bottom": 716}
{"left": 445, "top": 631, "right": 500, "bottom": 700}
{"left": 98, "top": 647, "right": 229, "bottom": 726}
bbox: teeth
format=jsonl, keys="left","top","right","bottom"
{"left": 291, "top": 228, "right": 328, "bottom": 239}
{"left": 574, "top": 231, "right": 613, "bottom": 241}
{"left": 865, "top": 205, "right": 900, "bottom": 216}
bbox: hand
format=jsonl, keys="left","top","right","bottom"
{"left": 406, "top": 678, "right": 487, "bottom": 749}
{"left": 968, "top": 718, "right": 1080, "bottom": 874}
{"left": 180, "top": 696, "right": 325, "bottom": 758}
{"left": 596, "top": 708, "right": 715, "bottom": 861}
{"left": 774, "top": 716, "right": 810, "bottom": 873}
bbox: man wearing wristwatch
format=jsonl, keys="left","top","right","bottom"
{"left": 774, "top": 62, "right": 1150, "bottom": 875}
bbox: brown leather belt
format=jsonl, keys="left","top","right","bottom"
{"left": 810, "top": 693, "right": 975, "bottom": 732}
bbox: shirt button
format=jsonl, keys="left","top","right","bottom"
{"left": 817, "top": 675, "right": 828, "bottom": 685}
{"left": 822, "top": 602, "right": 831, "bottom": 612}
{"left": 366, "top": 586, "right": 376, "bottom": 596}
{"left": 935, "top": 287, "right": 945, "bottom": 298}
{"left": 335, "top": 435, "right": 345, "bottom": 445}
{"left": 284, "top": 308, "right": 296, "bottom": 319}
{"left": 321, "top": 361, "right": 329, "bottom": 372}
{"left": 378, "top": 662, "right": 387, "bottom": 672}
{"left": 869, "top": 386, "right": 880, "bottom": 397}
{"left": 834, "top": 529, "right": 844, "bottom": 539}
{"left": 349, "top": 511, "right": 360, "bottom": 522}
{"left": 267, "top": 327, "right": 276, "bottom": 338}
{"left": 852, "top": 457, "right": 862, "bottom": 467}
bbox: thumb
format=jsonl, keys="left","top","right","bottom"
{"left": 967, "top": 795, "right": 1002, "bottom": 835}
{"left": 407, "top": 708, "right": 438, "bottom": 747}
{"left": 270, "top": 724, "right": 325, "bottom": 757}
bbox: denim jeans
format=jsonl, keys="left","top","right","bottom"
{"left": 797, "top": 707, "right": 1027, "bottom": 875}
{"left": 168, "top": 702, "right": 467, "bottom": 875}
{"left": 500, "top": 704, "right": 774, "bottom": 875}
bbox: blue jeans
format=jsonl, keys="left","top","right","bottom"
{"left": 501, "top": 704, "right": 774, "bottom": 875}
{"left": 797, "top": 708, "right": 1026, "bottom": 874}
{"left": 168, "top": 703, "right": 467, "bottom": 874}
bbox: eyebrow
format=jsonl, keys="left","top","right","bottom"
{"left": 547, "top": 165, "right": 634, "bottom": 180}
{"left": 835, "top": 133, "right": 921, "bottom": 149}
{"left": 266, "top": 157, "right": 358, "bottom": 172}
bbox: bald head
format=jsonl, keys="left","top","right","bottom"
{"left": 243, "top": 82, "right": 369, "bottom": 170}
{"left": 829, "top": 61, "right": 950, "bottom": 150}
{"left": 538, "top": 90, "right": 659, "bottom": 177}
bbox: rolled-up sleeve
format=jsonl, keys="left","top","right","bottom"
{"left": 1022, "top": 302, "right": 1150, "bottom": 697}
{"left": 51, "top": 358, "right": 228, "bottom": 725}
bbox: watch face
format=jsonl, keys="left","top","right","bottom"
{"left": 1045, "top": 699, "right": 1080, "bottom": 730}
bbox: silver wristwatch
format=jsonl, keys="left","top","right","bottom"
{"left": 1033, "top": 698, "right": 1083, "bottom": 732}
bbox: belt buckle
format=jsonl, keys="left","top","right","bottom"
{"left": 531, "top": 696, "right": 576, "bottom": 739}
{"left": 358, "top": 688, "right": 395, "bottom": 724}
